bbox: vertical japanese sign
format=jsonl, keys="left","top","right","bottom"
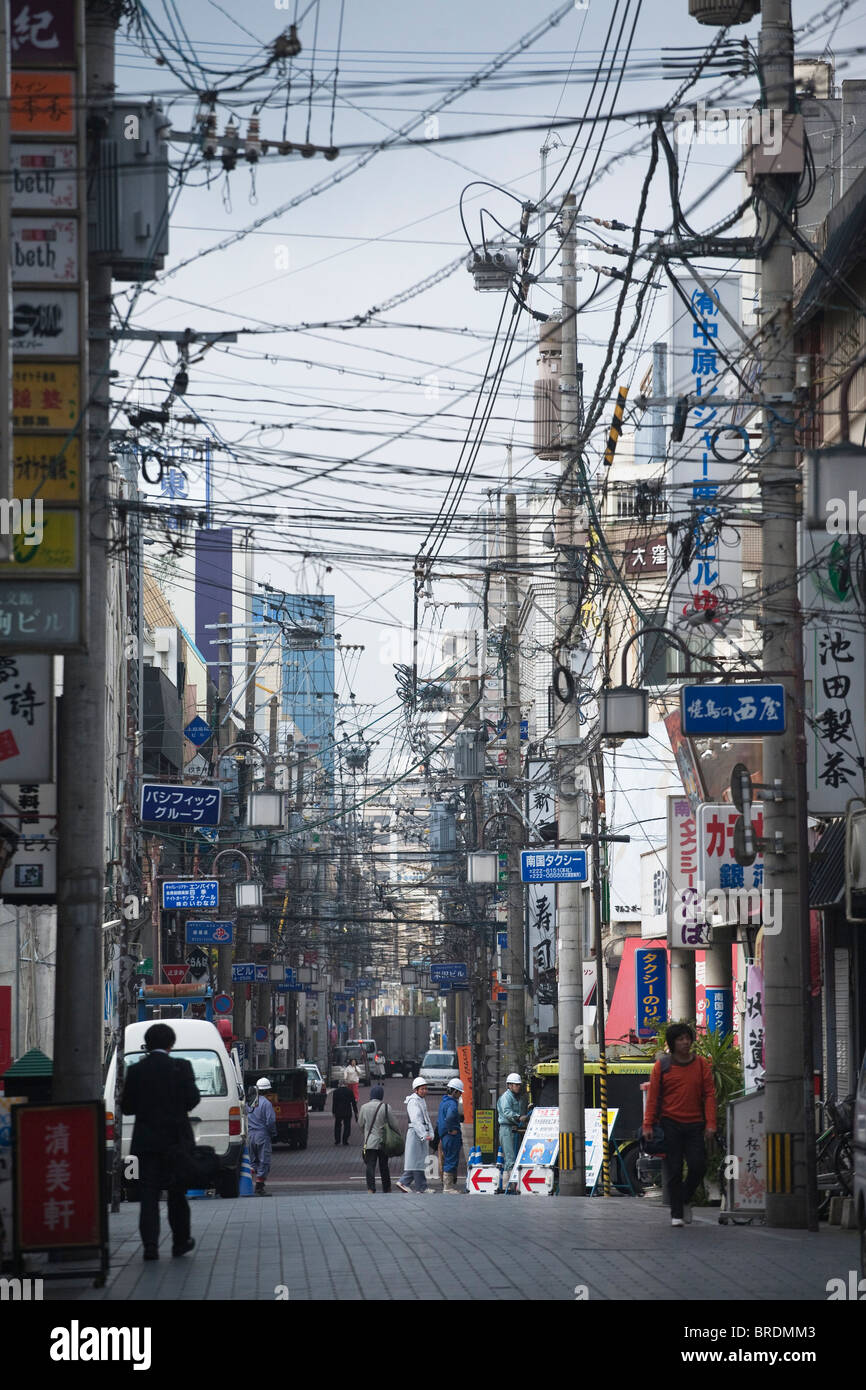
{"left": 744, "top": 961, "right": 765, "bottom": 1091}
{"left": 801, "top": 530, "right": 866, "bottom": 814}
{"left": 635, "top": 947, "right": 668, "bottom": 1038}
{"left": 0, "top": 653, "right": 53, "bottom": 778}
{"left": 456, "top": 1044, "right": 474, "bottom": 1127}
{"left": 526, "top": 761, "right": 556, "bottom": 1017}
{"left": 667, "top": 795, "right": 710, "bottom": 949}
{"left": 1, "top": 0, "right": 85, "bottom": 649}
{"left": 670, "top": 274, "right": 744, "bottom": 629}
{"left": 0, "top": 781, "right": 57, "bottom": 902}
{"left": 14, "top": 1101, "right": 105, "bottom": 1250}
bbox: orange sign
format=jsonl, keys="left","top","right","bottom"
{"left": 11, "top": 72, "right": 75, "bottom": 136}
{"left": 457, "top": 1044, "right": 474, "bottom": 1126}
{"left": 14, "top": 435, "right": 80, "bottom": 502}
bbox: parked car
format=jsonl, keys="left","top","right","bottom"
{"left": 244, "top": 1068, "right": 309, "bottom": 1148}
{"left": 302, "top": 1061, "right": 327, "bottom": 1111}
{"left": 418, "top": 1049, "right": 460, "bottom": 1093}
{"left": 855, "top": 1049, "right": 866, "bottom": 1277}
{"left": 329, "top": 1045, "right": 370, "bottom": 1087}
{"left": 349, "top": 1038, "right": 386, "bottom": 1080}
{"left": 105, "top": 1018, "right": 247, "bottom": 1198}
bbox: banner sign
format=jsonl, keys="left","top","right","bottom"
{"left": 141, "top": 783, "right": 221, "bottom": 825}
{"left": 635, "top": 947, "right": 667, "bottom": 1038}
{"left": 162, "top": 880, "right": 219, "bottom": 910}
{"left": 520, "top": 849, "right": 587, "bottom": 883}
{"left": 185, "top": 920, "right": 233, "bottom": 945}
{"left": 11, "top": 143, "right": 78, "bottom": 210}
{"left": 681, "top": 684, "right": 785, "bottom": 736}
{"left": 14, "top": 1101, "right": 105, "bottom": 1252}
{"left": 667, "top": 796, "right": 710, "bottom": 949}
{"left": 744, "top": 962, "right": 765, "bottom": 1091}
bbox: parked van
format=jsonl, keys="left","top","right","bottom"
{"left": 418, "top": 1049, "right": 459, "bottom": 1093}
{"left": 104, "top": 1019, "right": 247, "bottom": 1198}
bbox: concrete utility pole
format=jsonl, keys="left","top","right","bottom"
{"left": 757, "top": 0, "right": 814, "bottom": 1229}
{"left": 503, "top": 491, "right": 527, "bottom": 1076}
{"left": 53, "top": 1, "right": 116, "bottom": 1102}
{"left": 0, "top": 0, "right": 11, "bottom": 544}
{"left": 555, "top": 196, "right": 586, "bottom": 1195}
{"left": 215, "top": 612, "right": 232, "bottom": 996}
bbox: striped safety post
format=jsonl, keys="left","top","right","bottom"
{"left": 603, "top": 385, "right": 629, "bottom": 466}
{"left": 239, "top": 1144, "right": 255, "bottom": 1197}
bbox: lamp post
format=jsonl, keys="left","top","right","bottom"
{"left": 598, "top": 626, "right": 694, "bottom": 742}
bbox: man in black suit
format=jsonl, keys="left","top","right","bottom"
{"left": 121, "top": 1022, "right": 201, "bottom": 1261}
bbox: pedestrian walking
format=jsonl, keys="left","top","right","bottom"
{"left": 437, "top": 1078, "right": 464, "bottom": 1194}
{"left": 496, "top": 1073, "right": 526, "bottom": 1180}
{"left": 332, "top": 1081, "right": 358, "bottom": 1145}
{"left": 248, "top": 1077, "right": 278, "bottom": 1195}
{"left": 343, "top": 1057, "right": 360, "bottom": 1106}
{"left": 358, "top": 1084, "right": 395, "bottom": 1193}
{"left": 120, "top": 1022, "right": 200, "bottom": 1261}
{"left": 396, "top": 1076, "right": 435, "bottom": 1193}
{"left": 642, "top": 1023, "right": 717, "bottom": 1227}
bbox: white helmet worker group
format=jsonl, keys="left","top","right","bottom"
{"left": 411, "top": 1075, "right": 464, "bottom": 1092}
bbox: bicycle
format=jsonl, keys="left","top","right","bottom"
{"left": 816, "top": 1093, "right": 854, "bottom": 1216}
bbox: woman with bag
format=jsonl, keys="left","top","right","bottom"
{"left": 358, "top": 1084, "right": 401, "bottom": 1193}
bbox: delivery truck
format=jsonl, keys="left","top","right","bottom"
{"left": 371, "top": 1015, "right": 431, "bottom": 1077}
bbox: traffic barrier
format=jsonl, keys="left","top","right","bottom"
{"left": 239, "top": 1144, "right": 255, "bottom": 1197}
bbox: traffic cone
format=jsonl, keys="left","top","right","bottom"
{"left": 496, "top": 1145, "right": 505, "bottom": 1168}
{"left": 239, "top": 1144, "right": 255, "bottom": 1197}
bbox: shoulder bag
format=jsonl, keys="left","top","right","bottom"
{"left": 363, "top": 1100, "right": 405, "bottom": 1158}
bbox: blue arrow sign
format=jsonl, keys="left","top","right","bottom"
{"left": 163, "top": 880, "right": 219, "bottom": 910}
{"left": 520, "top": 850, "right": 587, "bottom": 883}
{"left": 680, "top": 684, "right": 785, "bottom": 736}
{"left": 185, "top": 919, "right": 233, "bottom": 944}
{"left": 183, "top": 716, "right": 213, "bottom": 747}
{"left": 142, "top": 783, "right": 221, "bottom": 826}
{"left": 430, "top": 962, "right": 468, "bottom": 984}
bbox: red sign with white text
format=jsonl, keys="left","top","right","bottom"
{"left": 14, "top": 1101, "right": 103, "bottom": 1248}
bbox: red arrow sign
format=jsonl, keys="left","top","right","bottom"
{"left": 470, "top": 1168, "right": 495, "bottom": 1192}
{"left": 163, "top": 964, "right": 189, "bottom": 985}
{"left": 520, "top": 1168, "right": 549, "bottom": 1193}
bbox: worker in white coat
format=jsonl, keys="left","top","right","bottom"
{"left": 396, "top": 1076, "right": 435, "bottom": 1194}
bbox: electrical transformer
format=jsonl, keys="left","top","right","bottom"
{"left": 89, "top": 103, "right": 170, "bottom": 280}
{"left": 534, "top": 317, "right": 562, "bottom": 459}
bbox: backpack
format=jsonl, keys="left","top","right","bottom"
{"left": 636, "top": 1055, "right": 673, "bottom": 1154}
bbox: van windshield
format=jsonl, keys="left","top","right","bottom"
{"left": 125, "top": 1049, "right": 227, "bottom": 1097}
{"left": 422, "top": 1052, "right": 457, "bottom": 1069}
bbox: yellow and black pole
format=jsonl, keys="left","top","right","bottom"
{"left": 602, "top": 386, "right": 628, "bottom": 467}
{"left": 589, "top": 754, "right": 628, "bottom": 1196}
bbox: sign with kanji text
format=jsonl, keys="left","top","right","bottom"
{"left": 163, "top": 964, "right": 188, "bottom": 986}
{"left": 514, "top": 1107, "right": 560, "bottom": 1170}
{"left": 635, "top": 947, "right": 667, "bottom": 1039}
{"left": 681, "top": 684, "right": 785, "bottom": 736}
{"left": 11, "top": 3, "right": 77, "bottom": 65}
{"left": 10, "top": 71, "right": 76, "bottom": 135}
{"left": 232, "top": 963, "right": 256, "bottom": 983}
{"left": 183, "top": 716, "right": 212, "bottom": 747}
{"left": 13, "top": 1102, "right": 105, "bottom": 1252}
{"left": 744, "top": 962, "right": 765, "bottom": 1091}
{"left": 520, "top": 849, "right": 587, "bottom": 883}
{"left": 162, "top": 880, "right": 219, "bottom": 910}
{"left": 141, "top": 783, "right": 221, "bottom": 826}
{"left": 697, "top": 803, "right": 764, "bottom": 896}
{"left": 12, "top": 362, "right": 78, "bottom": 428}
{"left": 185, "top": 920, "right": 233, "bottom": 945}
{"left": 0, "top": 654, "right": 53, "bottom": 781}
{"left": 430, "top": 963, "right": 468, "bottom": 984}
{"left": 667, "top": 796, "right": 709, "bottom": 949}
{"left": 0, "top": 781, "right": 57, "bottom": 903}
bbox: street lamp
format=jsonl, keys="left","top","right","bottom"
{"left": 467, "top": 850, "right": 498, "bottom": 884}
{"left": 599, "top": 626, "right": 694, "bottom": 742}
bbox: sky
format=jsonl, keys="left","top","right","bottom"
{"left": 111, "top": 0, "right": 866, "bottom": 772}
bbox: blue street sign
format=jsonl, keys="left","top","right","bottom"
{"left": 185, "top": 919, "right": 233, "bottom": 945}
{"left": 706, "top": 987, "right": 734, "bottom": 1039}
{"left": 213, "top": 993, "right": 232, "bottom": 1015}
{"left": 142, "top": 783, "right": 221, "bottom": 826}
{"left": 232, "top": 963, "right": 256, "bottom": 983}
{"left": 183, "top": 716, "right": 213, "bottom": 747}
{"left": 497, "top": 718, "right": 529, "bottom": 741}
{"left": 163, "top": 880, "right": 219, "bottom": 910}
{"left": 680, "top": 684, "right": 785, "bottom": 736}
{"left": 254, "top": 1026, "right": 268, "bottom": 1043}
{"left": 430, "top": 963, "right": 468, "bottom": 984}
{"left": 496, "top": 932, "right": 508, "bottom": 950}
{"left": 520, "top": 850, "right": 587, "bottom": 883}
{"left": 635, "top": 947, "right": 667, "bottom": 1039}
{"left": 284, "top": 967, "right": 295, "bottom": 984}
{"left": 276, "top": 983, "right": 303, "bottom": 992}
{"left": 255, "top": 965, "right": 269, "bottom": 981}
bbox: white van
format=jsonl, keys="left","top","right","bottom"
{"left": 418, "top": 1049, "right": 460, "bottom": 1093}
{"left": 104, "top": 1019, "right": 247, "bottom": 1198}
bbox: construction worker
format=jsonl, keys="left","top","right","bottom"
{"left": 437, "top": 1078, "right": 464, "bottom": 1193}
{"left": 497, "top": 1073, "right": 526, "bottom": 1177}
{"left": 248, "top": 1077, "right": 278, "bottom": 1195}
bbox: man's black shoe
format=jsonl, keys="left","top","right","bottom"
{"left": 172, "top": 1238, "right": 195, "bottom": 1257}
{"left": 143, "top": 1246, "right": 159, "bottom": 1261}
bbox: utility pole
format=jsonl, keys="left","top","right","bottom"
{"left": 503, "top": 490, "right": 527, "bottom": 1076}
{"left": 215, "top": 612, "right": 232, "bottom": 996}
{"left": 53, "top": 1, "right": 116, "bottom": 1102}
{"left": 555, "top": 195, "right": 586, "bottom": 1195}
{"left": 0, "top": 0, "right": 11, "bottom": 553}
{"left": 757, "top": 0, "right": 814, "bottom": 1230}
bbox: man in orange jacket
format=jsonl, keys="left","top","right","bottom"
{"left": 642, "top": 1022, "right": 717, "bottom": 1227}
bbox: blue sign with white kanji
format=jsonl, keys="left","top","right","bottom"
{"left": 520, "top": 850, "right": 587, "bottom": 883}
{"left": 705, "top": 987, "right": 734, "bottom": 1038}
{"left": 430, "top": 963, "right": 468, "bottom": 984}
{"left": 142, "top": 783, "right": 222, "bottom": 826}
{"left": 232, "top": 963, "right": 256, "bottom": 983}
{"left": 162, "top": 879, "right": 219, "bottom": 910}
{"left": 183, "top": 716, "right": 213, "bottom": 747}
{"left": 680, "top": 684, "right": 785, "bottom": 736}
{"left": 186, "top": 919, "right": 233, "bottom": 945}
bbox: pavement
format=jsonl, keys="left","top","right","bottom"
{"left": 40, "top": 1189, "right": 859, "bottom": 1304}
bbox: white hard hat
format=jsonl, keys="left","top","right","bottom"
{"left": 506, "top": 1073, "right": 522, "bottom": 1085}
{"left": 448, "top": 1078, "right": 464, "bottom": 1093}
{"left": 412, "top": 1076, "right": 428, "bottom": 1090}
{"left": 256, "top": 1077, "right": 272, "bottom": 1090}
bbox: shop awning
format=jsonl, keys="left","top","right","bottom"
{"left": 809, "top": 819, "right": 845, "bottom": 910}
